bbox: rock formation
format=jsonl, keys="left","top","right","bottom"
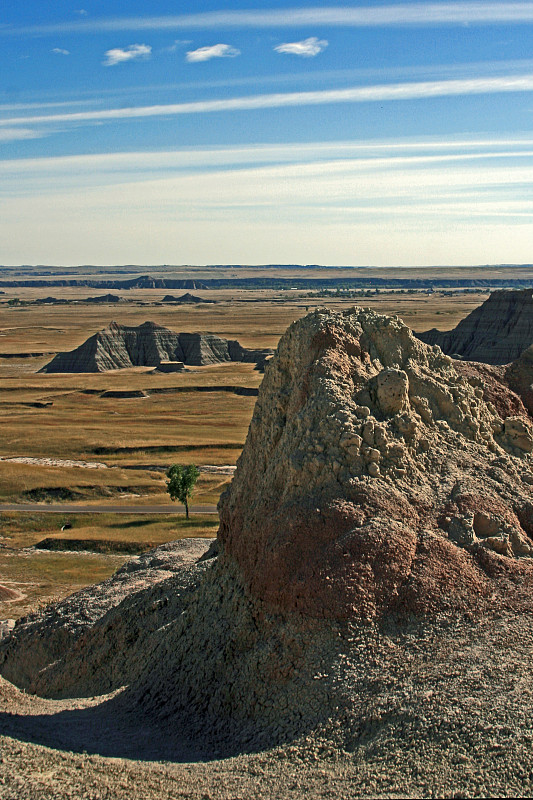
{"left": 418, "top": 288, "right": 533, "bottom": 363}
{"left": 40, "top": 321, "right": 273, "bottom": 373}
{"left": 154, "top": 361, "right": 186, "bottom": 373}
{"left": 4, "top": 307, "right": 533, "bottom": 756}
{"left": 218, "top": 307, "right": 533, "bottom": 619}
{"left": 84, "top": 293, "right": 125, "bottom": 304}
{"left": 162, "top": 293, "right": 214, "bottom": 304}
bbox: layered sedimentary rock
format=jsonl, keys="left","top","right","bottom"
{"left": 505, "top": 344, "right": 533, "bottom": 418}
{"left": 218, "top": 307, "right": 533, "bottom": 619}
{"left": 40, "top": 321, "right": 273, "bottom": 372}
{"left": 418, "top": 289, "right": 533, "bottom": 364}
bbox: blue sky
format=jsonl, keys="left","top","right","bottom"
{"left": 2, "top": 1, "right": 533, "bottom": 266}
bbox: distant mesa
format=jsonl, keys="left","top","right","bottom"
{"left": 417, "top": 289, "right": 533, "bottom": 364}
{"left": 39, "top": 320, "right": 273, "bottom": 373}
{"left": 162, "top": 293, "right": 214, "bottom": 304}
{"left": 126, "top": 276, "right": 210, "bottom": 290}
{"left": 25, "top": 294, "right": 124, "bottom": 306}
{"left": 0, "top": 275, "right": 210, "bottom": 290}
{"left": 84, "top": 293, "right": 125, "bottom": 304}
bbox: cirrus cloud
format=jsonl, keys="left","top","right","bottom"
{"left": 0, "top": 128, "right": 43, "bottom": 142}
{"left": 51, "top": 48, "right": 70, "bottom": 56}
{"left": 103, "top": 43, "right": 151, "bottom": 67}
{"left": 274, "top": 37, "right": 328, "bottom": 57}
{"left": 186, "top": 43, "right": 240, "bottom": 63}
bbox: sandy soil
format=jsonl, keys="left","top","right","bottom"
{"left": 2, "top": 608, "right": 533, "bottom": 799}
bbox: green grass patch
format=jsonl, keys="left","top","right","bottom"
{"left": 35, "top": 537, "right": 158, "bottom": 554}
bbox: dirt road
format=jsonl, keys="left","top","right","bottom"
{"left": 0, "top": 503, "right": 218, "bottom": 515}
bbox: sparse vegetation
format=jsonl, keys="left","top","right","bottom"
{"left": 166, "top": 464, "right": 200, "bottom": 519}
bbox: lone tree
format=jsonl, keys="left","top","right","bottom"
{"left": 166, "top": 464, "right": 200, "bottom": 519}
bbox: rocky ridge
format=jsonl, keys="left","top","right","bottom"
{"left": 84, "top": 293, "right": 125, "bottom": 304}
{"left": 418, "top": 288, "right": 533, "bottom": 363}
{"left": 40, "top": 321, "right": 273, "bottom": 373}
{"left": 0, "top": 538, "right": 212, "bottom": 693}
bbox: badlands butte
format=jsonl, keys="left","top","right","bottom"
{"left": 4, "top": 283, "right": 533, "bottom": 797}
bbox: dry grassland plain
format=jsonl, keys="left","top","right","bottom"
{"left": 0, "top": 273, "right": 500, "bottom": 618}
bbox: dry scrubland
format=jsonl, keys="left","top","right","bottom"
{"left": 0, "top": 287, "right": 491, "bottom": 619}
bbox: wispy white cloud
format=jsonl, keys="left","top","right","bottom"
{"left": 6, "top": 4, "right": 533, "bottom": 36}
{"left": 3, "top": 73, "right": 533, "bottom": 127}
{"left": 0, "top": 99, "right": 100, "bottom": 113}
{"left": 162, "top": 39, "right": 192, "bottom": 53}
{"left": 51, "top": 48, "right": 70, "bottom": 56}
{"left": 12, "top": 56, "right": 532, "bottom": 106}
{"left": 274, "top": 37, "right": 328, "bottom": 57}
{"left": 103, "top": 43, "right": 151, "bottom": 67}
{"left": 186, "top": 44, "right": 240, "bottom": 63}
{"left": 0, "top": 136, "right": 525, "bottom": 174}
{"left": 0, "top": 128, "right": 43, "bottom": 142}
{"left": 75, "top": 9, "right": 88, "bottom": 16}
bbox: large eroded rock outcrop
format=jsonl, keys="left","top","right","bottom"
{"left": 40, "top": 321, "right": 272, "bottom": 372}
{"left": 218, "top": 307, "right": 533, "bottom": 619}
{"left": 4, "top": 307, "right": 533, "bottom": 758}
{"left": 418, "top": 288, "right": 533, "bottom": 364}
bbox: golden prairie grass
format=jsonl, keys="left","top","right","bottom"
{"left": 0, "top": 381, "right": 255, "bottom": 463}
{"left": 1, "top": 510, "right": 218, "bottom": 549}
{"left": 0, "top": 288, "right": 490, "bottom": 353}
{"left": 0, "top": 462, "right": 230, "bottom": 504}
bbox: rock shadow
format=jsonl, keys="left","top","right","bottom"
{"left": 0, "top": 692, "right": 212, "bottom": 763}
